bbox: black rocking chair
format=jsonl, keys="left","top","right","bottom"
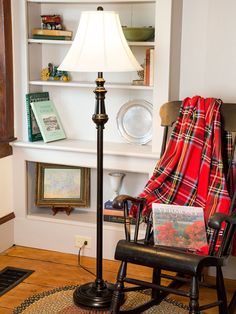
{"left": 110, "top": 101, "right": 236, "bottom": 314}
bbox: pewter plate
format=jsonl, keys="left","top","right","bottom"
{"left": 117, "top": 99, "right": 153, "bottom": 144}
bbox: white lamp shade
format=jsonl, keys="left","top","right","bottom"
{"left": 58, "top": 10, "right": 142, "bottom": 72}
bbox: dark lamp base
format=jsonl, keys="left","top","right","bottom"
{"left": 73, "top": 281, "right": 114, "bottom": 309}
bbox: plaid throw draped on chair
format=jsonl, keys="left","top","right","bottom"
{"left": 132, "top": 96, "right": 234, "bottom": 253}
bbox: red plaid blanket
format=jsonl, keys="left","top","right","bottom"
{"left": 132, "top": 96, "right": 234, "bottom": 253}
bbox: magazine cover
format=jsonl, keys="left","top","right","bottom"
{"left": 30, "top": 100, "right": 66, "bottom": 143}
{"left": 152, "top": 203, "right": 208, "bottom": 251}
{"left": 25, "top": 92, "right": 50, "bottom": 141}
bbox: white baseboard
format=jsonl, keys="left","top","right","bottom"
{"left": 0, "top": 214, "right": 15, "bottom": 253}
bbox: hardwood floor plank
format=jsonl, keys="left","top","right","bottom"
{"left": 0, "top": 306, "right": 12, "bottom": 314}
{"left": 0, "top": 282, "right": 54, "bottom": 309}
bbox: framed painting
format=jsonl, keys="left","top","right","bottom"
{"left": 36, "top": 163, "right": 90, "bottom": 214}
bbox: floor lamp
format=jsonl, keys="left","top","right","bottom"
{"left": 58, "top": 7, "right": 141, "bottom": 309}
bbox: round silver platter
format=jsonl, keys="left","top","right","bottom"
{"left": 116, "top": 99, "right": 153, "bottom": 145}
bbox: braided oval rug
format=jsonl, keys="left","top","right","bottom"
{"left": 12, "top": 285, "right": 191, "bottom": 314}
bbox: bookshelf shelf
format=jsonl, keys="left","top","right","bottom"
{"left": 27, "top": 0, "right": 155, "bottom": 3}
{"left": 29, "top": 80, "right": 154, "bottom": 90}
{"left": 28, "top": 38, "right": 155, "bottom": 47}
{"left": 12, "top": 139, "right": 158, "bottom": 159}
{"left": 28, "top": 39, "right": 73, "bottom": 45}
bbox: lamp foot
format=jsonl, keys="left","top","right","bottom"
{"left": 73, "top": 281, "right": 114, "bottom": 309}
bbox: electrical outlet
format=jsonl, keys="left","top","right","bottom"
{"left": 75, "top": 235, "right": 91, "bottom": 249}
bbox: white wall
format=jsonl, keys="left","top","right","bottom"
{"left": 0, "top": 156, "right": 13, "bottom": 217}
{"left": 180, "top": 0, "right": 236, "bottom": 279}
{"left": 180, "top": 0, "right": 236, "bottom": 102}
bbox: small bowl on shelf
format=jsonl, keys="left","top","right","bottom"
{"left": 122, "top": 26, "right": 155, "bottom": 42}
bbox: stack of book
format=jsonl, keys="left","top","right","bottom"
{"left": 144, "top": 48, "right": 155, "bottom": 86}
{"left": 32, "top": 28, "right": 73, "bottom": 40}
{"left": 103, "top": 200, "right": 135, "bottom": 224}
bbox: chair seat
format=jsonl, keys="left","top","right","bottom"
{"left": 115, "top": 239, "right": 223, "bottom": 276}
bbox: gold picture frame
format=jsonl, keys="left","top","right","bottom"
{"left": 36, "top": 163, "right": 90, "bottom": 214}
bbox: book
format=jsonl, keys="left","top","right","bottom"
{"left": 144, "top": 48, "right": 154, "bottom": 86}
{"left": 144, "top": 48, "right": 151, "bottom": 86}
{"left": 32, "top": 28, "right": 72, "bottom": 38}
{"left": 103, "top": 208, "right": 124, "bottom": 216}
{"left": 104, "top": 214, "right": 136, "bottom": 225}
{"left": 25, "top": 92, "right": 50, "bottom": 142}
{"left": 149, "top": 48, "right": 155, "bottom": 86}
{"left": 152, "top": 204, "right": 208, "bottom": 252}
{"left": 30, "top": 100, "right": 66, "bottom": 143}
{"left": 32, "top": 34, "right": 71, "bottom": 40}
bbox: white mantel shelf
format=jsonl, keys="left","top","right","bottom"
{"left": 12, "top": 139, "right": 159, "bottom": 159}
{"left": 27, "top": 209, "right": 147, "bottom": 233}
{"left": 12, "top": 140, "right": 159, "bottom": 174}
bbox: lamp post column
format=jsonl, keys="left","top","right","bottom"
{"left": 73, "top": 72, "right": 113, "bottom": 309}
{"left": 92, "top": 72, "right": 108, "bottom": 286}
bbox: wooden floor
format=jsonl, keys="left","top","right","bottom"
{"left": 0, "top": 245, "right": 235, "bottom": 314}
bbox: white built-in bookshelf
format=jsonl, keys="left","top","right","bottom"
{"left": 11, "top": 0, "right": 182, "bottom": 259}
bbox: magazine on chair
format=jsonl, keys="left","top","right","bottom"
{"left": 152, "top": 203, "right": 208, "bottom": 252}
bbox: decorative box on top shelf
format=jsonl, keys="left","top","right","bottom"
{"left": 31, "top": 14, "right": 73, "bottom": 41}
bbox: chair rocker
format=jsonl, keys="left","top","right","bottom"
{"left": 110, "top": 101, "right": 236, "bottom": 314}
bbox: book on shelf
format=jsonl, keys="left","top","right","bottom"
{"left": 152, "top": 203, "right": 208, "bottom": 252}
{"left": 144, "top": 48, "right": 154, "bottom": 86}
{"left": 103, "top": 208, "right": 124, "bottom": 216}
{"left": 25, "top": 92, "right": 50, "bottom": 142}
{"left": 103, "top": 214, "right": 136, "bottom": 225}
{"left": 149, "top": 48, "right": 155, "bottom": 86}
{"left": 32, "top": 34, "right": 71, "bottom": 41}
{"left": 30, "top": 100, "right": 66, "bottom": 143}
{"left": 32, "top": 28, "right": 72, "bottom": 38}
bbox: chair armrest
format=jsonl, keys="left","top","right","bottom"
{"left": 112, "top": 195, "right": 146, "bottom": 242}
{"left": 112, "top": 194, "right": 145, "bottom": 209}
{"left": 208, "top": 212, "right": 228, "bottom": 230}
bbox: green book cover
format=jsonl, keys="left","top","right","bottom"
{"left": 30, "top": 100, "right": 66, "bottom": 143}
{"left": 25, "top": 92, "right": 50, "bottom": 142}
{"left": 103, "top": 215, "right": 136, "bottom": 225}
